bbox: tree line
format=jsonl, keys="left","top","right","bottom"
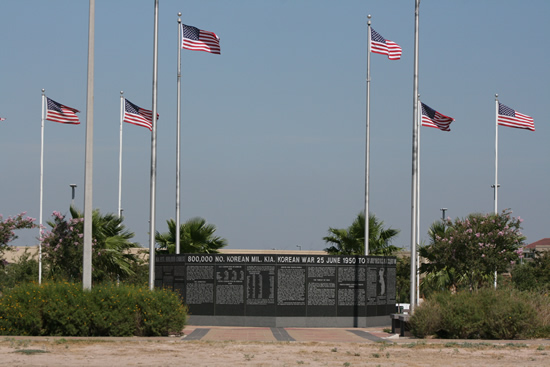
{"left": 2, "top": 207, "right": 549, "bottom": 298}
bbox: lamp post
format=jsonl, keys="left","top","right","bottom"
{"left": 440, "top": 208, "right": 447, "bottom": 221}
{"left": 296, "top": 245, "right": 302, "bottom": 251}
{"left": 70, "top": 184, "right": 77, "bottom": 207}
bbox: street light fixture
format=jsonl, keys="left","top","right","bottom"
{"left": 70, "top": 184, "right": 77, "bottom": 207}
{"left": 440, "top": 208, "right": 447, "bottom": 221}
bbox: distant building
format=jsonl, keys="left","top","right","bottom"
{"left": 523, "top": 238, "right": 550, "bottom": 259}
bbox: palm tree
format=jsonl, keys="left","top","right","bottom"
{"left": 323, "top": 227, "right": 359, "bottom": 255}
{"left": 426, "top": 219, "right": 447, "bottom": 245}
{"left": 324, "top": 212, "right": 400, "bottom": 256}
{"left": 156, "top": 217, "right": 228, "bottom": 254}
{"left": 70, "top": 206, "right": 140, "bottom": 282}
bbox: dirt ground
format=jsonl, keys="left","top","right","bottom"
{"left": 1, "top": 335, "right": 549, "bottom": 367}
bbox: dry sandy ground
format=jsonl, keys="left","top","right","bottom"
{"left": 1, "top": 337, "right": 550, "bottom": 367}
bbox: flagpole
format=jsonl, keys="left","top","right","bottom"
{"left": 364, "top": 15, "right": 372, "bottom": 256}
{"left": 149, "top": 0, "right": 159, "bottom": 290}
{"left": 82, "top": 0, "right": 95, "bottom": 290}
{"left": 118, "top": 91, "right": 124, "bottom": 218}
{"left": 493, "top": 93, "right": 499, "bottom": 289}
{"left": 176, "top": 13, "right": 182, "bottom": 255}
{"left": 416, "top": 97, "right": 421, "bottom": 305}
{"left": 409, "top": 0, "right": 420, "bottom": 313}
{"left": 494, "top": 94, "right": 499, "bottom": 215}
{"left": 39, "top": 89, "right": 45, "bottom": 285}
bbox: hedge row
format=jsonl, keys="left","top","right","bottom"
{"left": 0, "top": 282, "right": 187, "bottom": 336}
{"left": 410, "top": 288, "right": 550, "bottom": 339}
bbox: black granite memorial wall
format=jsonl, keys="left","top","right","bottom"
{"left": 156, "top": 254, "right": 396, "bottom": 324}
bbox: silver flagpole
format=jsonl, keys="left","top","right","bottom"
{"left": 118, "top": 91, "right": 124, "bottom": 218}
{"left": 39, "top": 89, "right": 45, "bottom": 285}
{"left": 416, "top": 97, "right": 421, "bottom": 305}
{"left": 149, "top": 0, "right": 159, "bottom": 290}
{"left": 364, "top": 15, "right": 372, "bottom": 256}
{"left": 176, "top": 13, "right": 182, "bottom": 255}
{"left": 409, "top": 0, "right": 420, "bottom": 313}
{"left": 494, "top": 94, "right": 499, "bottom": 289}
{"left": 83, "top": 0, "right": 95, "bottom": 290}
{"left": 494, "top": 94, "right": 499, "bottom": 215}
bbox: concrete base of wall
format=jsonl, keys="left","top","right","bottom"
{"left": 188, "top": 315, "right": 390, "bottom": 328}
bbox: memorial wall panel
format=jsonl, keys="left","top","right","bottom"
{"left": 155, "top": 254, "right": 396, "bottom": 319}
{"left": 246, "top": 264, "right": 276, "bottom": 316}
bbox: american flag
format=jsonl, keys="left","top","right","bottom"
{"left": 498, "top": 103, "right": 534, "bottom": 131}
{"left": 46, "top": 97, "right": 80, "bottom": 124}
{"left": 421, "top": 102, "right": 454, "bottom": 131}
{"left": 181, "top": 23, "right": 220, "bottom": 54}
{"left": 370, "top": 28, "right": 402, "bottom": 60}
{"left": 123, "top": 99, "right": 156, "bottom": 131}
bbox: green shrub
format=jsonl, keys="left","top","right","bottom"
{"left": 482, "top": 290, "right": 535, "bottom": 339}
{"left": 87, "top": 284, "right": 137, "bottom": 336}
{"left": 408, "top": 295, "right": 443, "bottom": 338}
{"left": 514, "top": 291, "right": 550, "bottom": 339}
{"left": 39, "top": 282, "right": 90, "bottom": 336}
{"left": 511, "top": 252, "right": 550, "bottom": 293}
{"left": 0, "top": 250, "right": 39, "bottom": 293}
{"left": 411, "top": 288, "right": 548, "bottom": 339}
{"left": 0, "top": 283, "right": 43, "bottom": 336}
{"left": 0, "top": 282, "right": 187, "bottom": 336}
{"left": 135, "top": 288, "right": 184, "bottom": 336}
{"left": 439, "top": 291, "right": 486, "bottom": 339}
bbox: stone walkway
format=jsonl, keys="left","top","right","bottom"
{"left": 182, "top": 325, "right": 397, "bottom": 343}
{"left": 181, "top": 325, "right": 550, "bottom": 346}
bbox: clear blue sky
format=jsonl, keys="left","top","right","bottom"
{"left": 2, "top": 1, "right": 548, "bottom": 251}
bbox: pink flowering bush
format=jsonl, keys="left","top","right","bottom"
{"left": 0, "top": 212, "right": 37, "bottom": 266}
{"left": 420, "top": 209, "right": 525, "bottom": 292}
{"left": 41, "top": 208, "right": 141, "bottom": 283}
{"left": 41, "top": 212, "right": 86, "bottom": 281}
